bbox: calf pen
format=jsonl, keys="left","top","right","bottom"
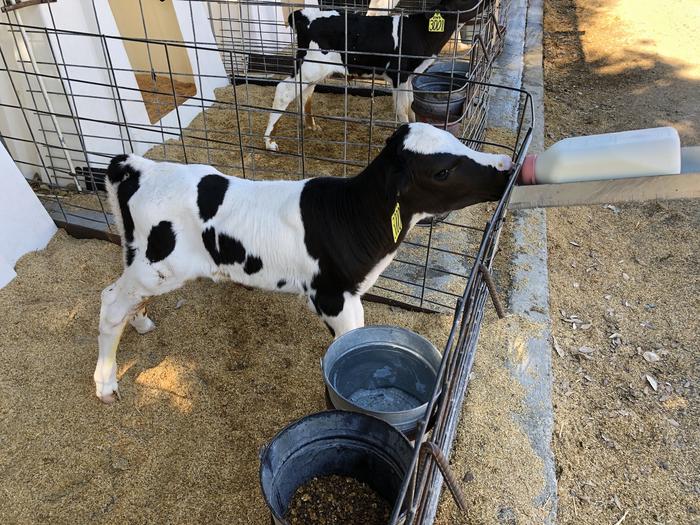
{"left": 0, "top": 0, "right": 532, "bottom": 522}
{"left": 0, "top": 0, "right": 511, "bottom": 312}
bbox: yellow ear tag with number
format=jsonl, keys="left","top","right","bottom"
{"left": 429, "top": 11, "right": 445, "bottom": 32}
{"left": 391, "top": 202, "right": 402, "bottom": 243}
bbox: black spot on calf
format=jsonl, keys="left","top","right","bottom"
{"left": 243, "top": 256, "right": 263, "bottom": 275}
{"left": 112, "top": 158, "right": 142, "bottom": 267}
{"left": 197, "top": 174, "right": 229, "bottom": 222}
{"left": 315, "top": 292, "right": 345, "bottom": 317}
{"left": 219, "top": 233, "right": 246, "bottom": 265}
{"left": 202, "top": 227, "right": 220, "bottom": 265}
{"left": 276, "top": 279, "right": 287, "bottom": 288}
{"left": 146, "top": 221, "right": 176, "bottom": 263}
{"left": 323, "top": 321, "right": 336, "bottom": 337}
{"left": 202, "top": 227, "right": 247, "bottom": 266}
{"left": 106, "top": 154, "right": 130, "bottom": 184}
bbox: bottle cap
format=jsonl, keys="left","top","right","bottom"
{"left": 519, "top": 154, "right": 537, "bottom": 185}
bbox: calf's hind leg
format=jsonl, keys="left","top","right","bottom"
{"left": 393, "top": 80, "right": 416, "bottom": 123}
{"left": 264, "top": 58, "right": 333, "bottom": 150}
{"left": 130, "top": 304, "right": 155, "bottom": 335}
{"left": 302, "top": 84, "right": 320, "bottom": 132}
{"left": 264, "top": 77, "right": 299, "bottom": 152}
{"left": 95, "top": 276, "right": 148, "bottom": 403}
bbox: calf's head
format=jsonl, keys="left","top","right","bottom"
{"left": 383, "top": 123, "right": 512, "bottom": 216}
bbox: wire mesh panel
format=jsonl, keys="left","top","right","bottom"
{"left": 0, "top": 0, "right": 508, "bottom": 313}
{"left": 389, "top": 84, "right": 534, "bottom": 524}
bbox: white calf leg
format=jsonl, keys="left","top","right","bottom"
{"left": 265, "top": 55, "right": 339, "bottom": 150}
{"left": 405, "top": 82, "right": 416, "bottom": 122}
{"left": 366, "top": 0, "right": 397, "bottom": 15}
{"left": 95, "top": 277, "right": 147, "bottom": 403}
{"left": 95, "top": 261, "right": 190, "bottom": 402}
{"left": 324, "top": 293, "right": 365, "bottom": 338}
{"left": 129, "top": 305, "right": 156, "bottom": 335}
{"left": 264, "top": 77, "right": 299, "bottom": 151}
{"left": 394, "top": 81, "right": 413, "bottom": 123}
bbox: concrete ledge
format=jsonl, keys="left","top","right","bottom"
{"left": 508, "top": 0, "right": 558, "bottom": 522}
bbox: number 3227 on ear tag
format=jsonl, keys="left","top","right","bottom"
{"left": 429, "top": 11, "right": 445, "bottom": 32}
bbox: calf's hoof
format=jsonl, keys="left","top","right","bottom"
{"left": 306, "top": 122, "right": 322, "bottom": 132}
{"left": 265, "top": 138, "right": 279, "bottom": 152}
{"left": 131, "top": 315, "right": 156, "bottom": 335}
{"left": 96, "top": 381, "right": 121, "bottom": 404}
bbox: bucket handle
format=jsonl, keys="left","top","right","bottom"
{"left": 420, "top": 441, "right": 467, "bottom": 513}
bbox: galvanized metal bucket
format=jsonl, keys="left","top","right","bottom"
{"left": 411, "top": 60, "right": 473, "bottom": 137}
{"left": 259, "top": 410, "right": 412, "bottom": 525}
{"left": 322, "top": 326, "right": 442, "bottom": 440}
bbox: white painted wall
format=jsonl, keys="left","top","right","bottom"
{"left": 0, "top": 0, "right": 228, "bottom": 186}
{"left": 0, "top": 141, "right": 56, "bottom": 289}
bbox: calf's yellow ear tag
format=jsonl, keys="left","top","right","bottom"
{"left": 429, "top": 11, "right": 445, "bottom": 32}
{"left": 391, "top": 203, "right": 402, "bottom": 243}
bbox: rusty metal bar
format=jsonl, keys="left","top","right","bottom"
{"left": 479, "top": 262, "right": 507, "bottom": 318}
{"left": 420, "top": 441, "right": 467, "bottom": 513}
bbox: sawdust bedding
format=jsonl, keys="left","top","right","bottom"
{"left": 142, "top": 82, "right": 398, "bottom": 181}
{"left": 0, "top": 230, "right": 455, "bottom": 523}
{"left": 435, "top": 314, "right": 550, "bottom": 524}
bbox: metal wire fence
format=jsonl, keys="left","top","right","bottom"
{"left": 0, "top": 0, "right": 510, "bottom": 313}
{"left": 389, "top": 86, "right": 533, "bottom": 523}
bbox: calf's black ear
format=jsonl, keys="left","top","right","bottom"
{"left": 384, "top": 132, "right": 412, "bottom": 198}
{"left": 385, "top": 124, "right": 410, "bottom": 146}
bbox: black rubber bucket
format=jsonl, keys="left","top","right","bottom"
{"left": 259, "top": 410, "right": 413, "bottom": 524}
{"left": 411, "top": 60, "right": 472, "bottom": 137}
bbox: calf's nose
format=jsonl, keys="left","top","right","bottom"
{"left": 495, "top": 154, "right": 512, "bottom": 173}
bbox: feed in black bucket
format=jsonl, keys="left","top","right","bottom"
{"left": 259, "top": 411, "right": 412, "bottom": 525}
{"left": 286, "top": 474, "right": 391, "bottom": 525}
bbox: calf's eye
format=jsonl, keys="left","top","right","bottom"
{"left": 433, "top": 169, "right": 450, "bottom": 181}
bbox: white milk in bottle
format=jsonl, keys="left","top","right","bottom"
{"left": 519, "top": 127, "right": 681, "bottom": 185}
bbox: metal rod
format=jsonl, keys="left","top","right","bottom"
{"left": 478, "top": 262, "right": 506, "bottom": 318}
{"left": 420, "top": 441, "right": 467, "bottom": 512}
{"left": 13, "top": 8, "right": 80, "bottom": 190}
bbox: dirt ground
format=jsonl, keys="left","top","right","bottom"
{"left": 544, "top": 0, "right": 699, "bottom": 523}
{"left": 0, "top": 230, "right": 454, "bottom": 523}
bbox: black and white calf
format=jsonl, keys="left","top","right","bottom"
{"left": 95, "top": 123, "right": 512, "bottom": 403}
{"left": 263, "top": 0, "right": 481, "bottom": 151}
